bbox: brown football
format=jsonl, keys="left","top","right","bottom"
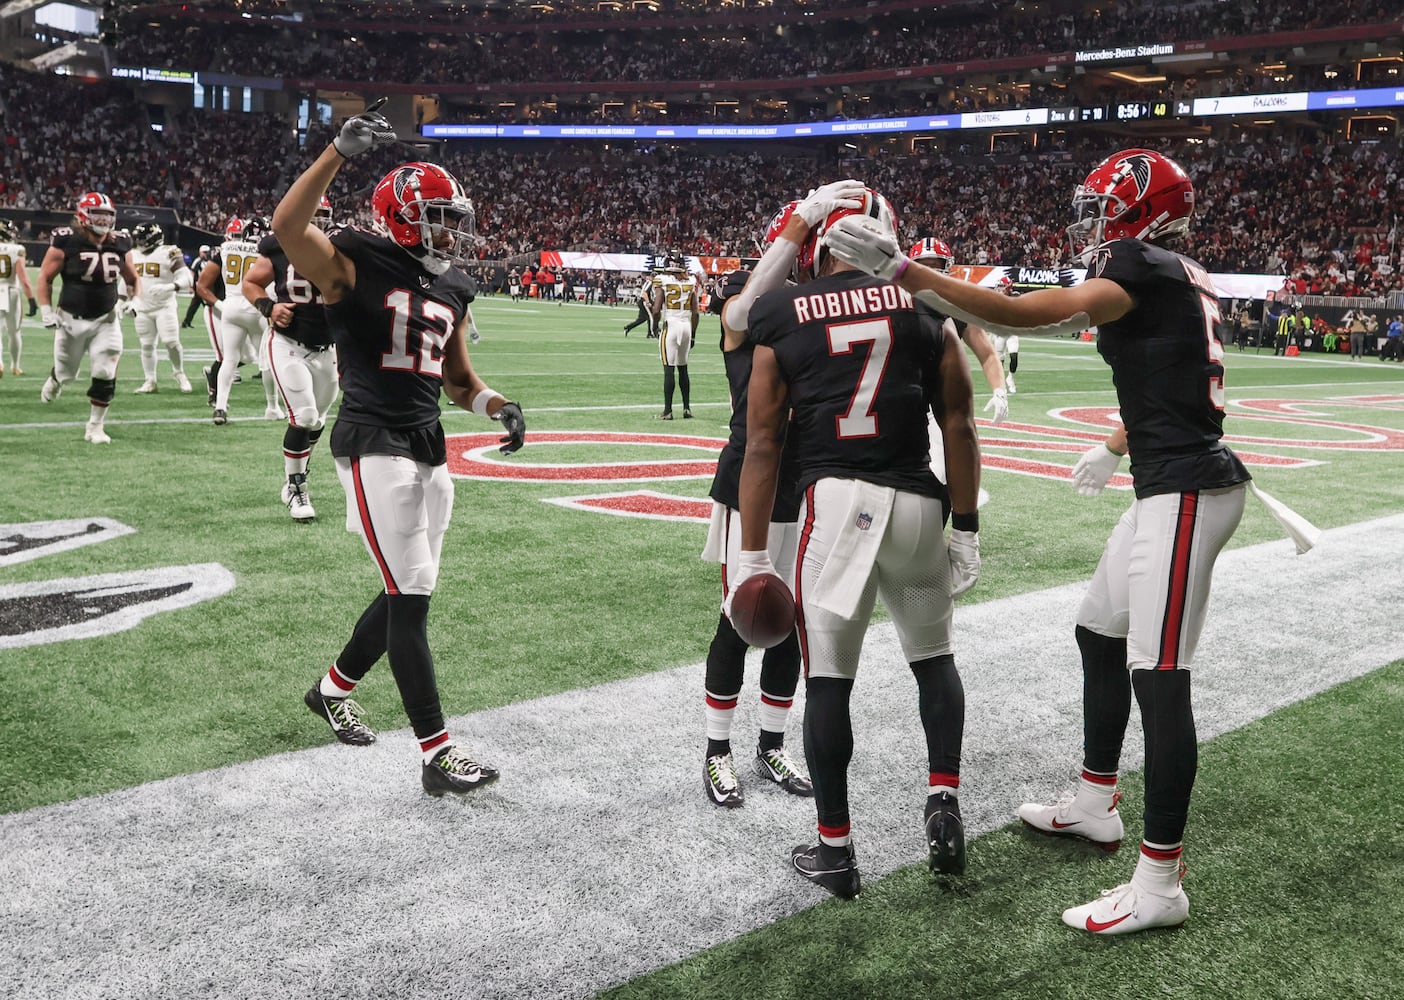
{"left": 730, "top": 572, "right": 796, "bottom": 648}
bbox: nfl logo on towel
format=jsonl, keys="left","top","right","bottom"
{"left": 855, "top": 512, "right": 872, "bottom": 531}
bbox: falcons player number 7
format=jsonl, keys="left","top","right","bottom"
{"left": 829, "top": 318, "right": 891, "bottom": 439}
{"left": 381, "top": 289, "right": 454, "bottom": 376}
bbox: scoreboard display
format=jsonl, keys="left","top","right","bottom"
{"left": 1115, "top": 100, "right": 1173, "bottom": 121}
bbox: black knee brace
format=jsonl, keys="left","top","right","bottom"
{"left": 88, "top": 378, "right": 116, "bottom": 404}
{"left": 283, "top": 425, "right": 312, "bottom": 454}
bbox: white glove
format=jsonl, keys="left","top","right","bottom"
{"left": 332, "top": 98, "right": 397, "bottom": 158}
{"left": 40, "top": 305, "right": 57, "bottom": 328}
{"left": 794, "top": 179, "right": 867, "bottom": 228}
{"left": 824, "top": 214, "right": 909, "bottom": 280}
{"left": 1071, "top": 443, "right": 1124, "bottom": 497}
{"left": 948, "top": 529, "right": 980, "bottom": 598}
{"left": 722, "top": 549, "right": 777, "bottom": 619}
{"left": 982, "top": 387, "right": 1009, "bottom": 424}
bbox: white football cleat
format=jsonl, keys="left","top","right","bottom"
{"left": 1005, "top": 373, "right": 1017, "bottom": 394}
{"left": 1017, "top": 789, "right": 1123, "bottom": 850}
{"left": 264, "top": 407, "right": 286, "bottom": 421}
{"left": 1062, "top": 878, "right": 1188, "bottom": 935}
{"left": 174, "top": 372, "right": 193, "bottom": 393}
{"left": 285, "top": 474, "right": 315, "bottom": 522}
{"left": 41, "top": 372, "right": 62, "bottom": 402}
{"left": 133, "top": 380, "right": 158, "bottom": 394}
{"left": 84, "top": 422, "right": 112, "bottom": 444}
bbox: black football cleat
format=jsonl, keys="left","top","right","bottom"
{"left": 303, "top": 685, "right": 377, "bottom": 746}
{"left": 422, "top": 744, "right": 500, "bottom": 796}
{"left": 755, "top": 747, "right": 814, "bottom": 797}
{"left": 791, "top": 842, "right": 861, "bottom": 899}
{"left": 925, "top": 791, "right": 967, "bottom": 876}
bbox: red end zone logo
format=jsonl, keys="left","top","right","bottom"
{"left": 446, "top": 399, "right": 1404, "bottom": 523}
{"left": 447, "top": 430, "right": 724, "bottom": 522}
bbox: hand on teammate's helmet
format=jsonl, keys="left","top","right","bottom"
{"left": 494, "top": 400, "right": 526, "bottom": 455}
{"left": 795, "top": 179, "right": 867, "bottom": 228}
{"left": 947, "top": 529, "right": 980, "bottom": 598}
{"left": 1071, "top": 443, "right": 1124, "bottom": 497}
{"left": 333, "top": 98, "right": 397, "bottom": 159}
{"left": 983, "top": 387, "right": 1009, "bottom": 424}
{"left": 825, "top": 215, "right": 908, "bottom": 280}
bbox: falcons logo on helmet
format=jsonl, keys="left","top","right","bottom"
{"left": 392, "top": 165, "right": 426, "bottom": 205}
{"left": 1113, "top": 153, "right": 1154, "bottom": 200}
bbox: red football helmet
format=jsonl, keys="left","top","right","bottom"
{"left": 910, "top": 237, "right": 953, "bottom": 271}
{"left": 371, "top": 162, "right": 477, "bottom": 274}
{"left": 313, "top": 196, "right": 334, "bottom": 231}
{"left": 224, "top": 218, "right": 245, "bottom": 240}
{"left": 1068, "top": 148, "right": 1194, "bottom": 263}
{"left": 804, "top": 187, "right": 899, "bottom": 278}
{"left": 763, "top": 200, "right": 801, "bottom": 246}
{"left": 76, "top": 192, "right": 116, "bottom": 236}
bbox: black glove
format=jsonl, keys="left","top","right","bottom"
{"left": 494, "top": 401, "right": 525, "bottom": 455}
{"left": 332, "top": 98, "right": 397, "bottom": 158}
{"left": 27, "top": 297, "right": 38, "bottom": 317}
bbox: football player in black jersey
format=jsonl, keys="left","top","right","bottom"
{"left": 827, "top": 149, "right": 1252, "bottom": 934}
{"left": 697, "top": 183, "right": 864, "bottom": 811}
{"left": 272, "top": 101, "right": 526, "bottom": 796}
{"left": 37, "top": 192, "right": 140, "bottom": 444}
{"left": 243, "top": 196, "right": 338, "bottom": 522}
{"left": 737, "top": 188, "right": 981, "bottom": 900}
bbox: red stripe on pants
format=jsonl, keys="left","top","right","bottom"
{"left": 1156, "top": 492, "right": 1199, "bottom": 669}
{"left": 793, "top": 483, "right": 817, "bottom": 678}
{"left": 351, "top": 457, "right": 400, "bottom": 595}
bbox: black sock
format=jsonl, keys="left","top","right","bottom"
{"left": 803, "top": 676, "right": 855, "bottom": 835}
{"left": 910, "top": 653, "right": 964, "bottom": 779}
{"left": 384, "top": 593, "right": 445, "bottom": 741}
{"left": 662, "top": 366, "right": 675, "bottom": 411}
{"left": 335, "top": 592, "right": 388, "bottom": 682}
{"left": 1077, "top": 625, "right": 1131, "bottom": 774}
{"left": 705, "top": 613, "right": 746, "bottom": 759}
{"left": 757, "top": 629, "right": 801, "bottom": 752}
{"left": 678, "top": 365, "right": 690, "bottom": 409}
{"left": 1133, "top": 669, "right": 1197, "bottom": 845}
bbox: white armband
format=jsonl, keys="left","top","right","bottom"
{"left": 914, "top": 290, "right": 1091, "bottom": 340}
{"left": 471, "top": 389, "right": 504, "bottom": 417}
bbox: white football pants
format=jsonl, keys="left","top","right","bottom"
{"left": 268, "top": 332, "right": 338, "bottom": 431}
{"left": 1077, "top": 484, "right": 1247, "bottom": 670}
{"left": 336, "top": 454, "right": 455, "bottom": 597}
{"left": 52, "top": 307, "right": 122, "bottom": 383}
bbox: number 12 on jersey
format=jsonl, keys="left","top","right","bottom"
{"left": 382, "top": 289, "right": 456, "bottom": 377}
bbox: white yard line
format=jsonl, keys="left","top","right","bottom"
{"left": 1, "top": 515, "right": 1401, "bottom": 999}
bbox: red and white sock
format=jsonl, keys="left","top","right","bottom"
{"left": 419, "top": 730, "right": 451, "bottom": 764}
{"left": 704, "top": 689, "right": 738, "bottom": 743}
{"left": 1133, "top": 841, "right": 1184, "bottom": 896}
{"left": 819, "top": 821, "right": 851, "bottom": 848}
{"left": 756, "top": 688, "right": 793, "bottom": 737}
{"left": 318, "top": 663, "right": 357, "bottom": 699}
{"left": 928, "top": 771, "right": 959, "bottom": 800}
{"left": 1076, "top": 768, "right": 1119, "bottom": 810}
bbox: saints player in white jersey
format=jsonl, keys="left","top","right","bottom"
{"left": 210, "top": 217, "right": 280, "bottom": 425}
{"left": 128, "top": 224, "right": 193, "bottom": 394}
{"left": 650, "top": 257, "right": 699, "bottom": 419}
{"left": 0, "top": 219, "right": 38, "bottom": 377}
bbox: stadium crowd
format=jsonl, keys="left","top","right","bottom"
{"left": 110, "top": 0, "right": 1395, "bottom": 89}
{"left": 0, "top": 63, "right": 1398, "bottom": 295}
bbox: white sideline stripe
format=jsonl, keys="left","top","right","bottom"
{"left": 2, "top": 515, "right": 1401, "bottom": 999}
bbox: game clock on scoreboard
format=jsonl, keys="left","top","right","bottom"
{"left": 1115, "top": 101, "right": 1172, "bottom": 121}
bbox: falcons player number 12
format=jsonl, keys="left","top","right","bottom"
{"left": 381, "top": 288, "right": 454, "bottom": 376}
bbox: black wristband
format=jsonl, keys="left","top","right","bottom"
{"left": 254, "top": 297, "right": 275, "bottom": 318}
{"left": 951, "top": 511, "right": 979, "bottom": 533}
